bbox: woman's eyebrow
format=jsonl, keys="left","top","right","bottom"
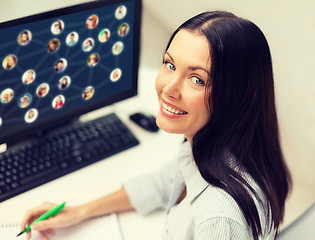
{"left": 188, "top": 66, "right": 210, "bottom": 76}
{"left": 164, "top": 51, "right": 174, "bottom": 61}
{"left": 165, "top": 51, "right": 210, "bottom": 76}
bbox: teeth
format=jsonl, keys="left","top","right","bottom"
{"left": 162, "top": 102, "right": 187, "bottom": 115}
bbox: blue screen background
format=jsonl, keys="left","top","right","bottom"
{"left": 0, "top": 0, "right": 135, "bottom": 139}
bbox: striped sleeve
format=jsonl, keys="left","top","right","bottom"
{"left": 122, "top": 159, "right": 177, "bottom": 215}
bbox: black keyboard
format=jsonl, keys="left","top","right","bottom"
{"left": 0, "top": 113, "right": 139, "bottom": 203}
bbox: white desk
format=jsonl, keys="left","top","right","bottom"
{"left": 0, "top": 68, "right": 184, "bottom": 239}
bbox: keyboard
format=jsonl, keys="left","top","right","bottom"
{"left": 0, "top": 113, "right": 139, "bottom": 203}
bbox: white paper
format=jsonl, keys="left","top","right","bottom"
{"left": 0, "top": 214, "right": 124, "bottom": 240}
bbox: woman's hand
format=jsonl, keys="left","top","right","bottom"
{"left": 20, "top": 202, "right": 85, "bottom": 240}
{"left": 20, "top": 188, "right": 133, "bottom": 240}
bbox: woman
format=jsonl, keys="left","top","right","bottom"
{"left": 47, "top": 39, "right": 60, "bottom": 53}
{"left": 88, "top": 53, "right": 99, "bottom": 67}
{"left": 23, "top": 70, "right": 35, "bottom": 85}
{"left": 37, "top": 84, "right": 49, "bottom": 98}
{"left": 20, "top": 95, "right": 31, "bottom": 108}
{"left": 58, "top": 77, "right": 69, "bottom": 90}
{"left": 3, "top": 55, "right": 17, "bottom": 70}
{"left": 19, "top": 30, "right": 31, "bottom": 45}
{"left": 52, "top": 20, "right": 63, "bottom": 34}
{"left": 21, "top": 11, "right": 291, "bottom": 240}
{"left": 53, "top": 95, "right": 64, "bottom": 109}
{"left": 82, "top": 39, "right": 94, "bottom": 52}
{"left": 86, "top": 15, "right": 98, "bottom": 29}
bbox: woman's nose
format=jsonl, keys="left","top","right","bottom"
{"left": 163, "top": 74, "right": 182, "bottom": 100}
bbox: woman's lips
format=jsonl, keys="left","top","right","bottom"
{"left": 160, "top": 99, "right": 187, "bottom": 118}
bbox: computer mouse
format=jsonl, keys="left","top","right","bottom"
{"left": 129, "top": 112, "right": 159, "bottom": 132}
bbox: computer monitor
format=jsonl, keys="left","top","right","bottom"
{"left": 0, "top": 0, "right": 141, "bottom": 146}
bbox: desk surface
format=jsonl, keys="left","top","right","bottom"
{"left": 0, "top": 68, "right": 183, "bottom": 239}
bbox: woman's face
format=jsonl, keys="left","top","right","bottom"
{"left": 87, "top": 18, "right": 95, "bottom": 28}
{"left": 57, "top": 62, "right": 63, "bottom": 69}
{"left": 28, "top": 110, "right": 34, "bottom": 118}
{"left": 90, "top": 55, "right": 96, "bottom": 64}
{"left": 3, "top": 93, "right": 9, "bottom": 101}
{"left": 8, "top": 56, "right": 15, "bottom": 66}
{"left": 40, "top": 86, "right": 46, "bottom": 94}
{"left": 22, "top": 33, "right": 28, "bottom": 41}
{"left": 155, "top": 29, "right": 211, "bottom": 142}
{"left": 27, "top": 71, "right": 33, "bottom": 80}
{"left": 55, "top": 21, "right": 61, "bottom": 30}
{"left": 49, "top": 42, "right": 57, "bottom": 51}
{"left": 22, "top": 97, "right": 28, "bottom": 103}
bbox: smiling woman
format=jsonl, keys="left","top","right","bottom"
{"left": 21, "top": 11, "right": 291, "bottom": 240}
{"left": 155, "top": 30, "right": 211, "bottom": 141}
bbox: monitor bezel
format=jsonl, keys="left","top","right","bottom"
{"left": 0, "top": 0, "right": 142, "bottom": 145}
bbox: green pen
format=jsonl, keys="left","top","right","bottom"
{"left": 17, "top": 202, "right": 66, "bottom": 237}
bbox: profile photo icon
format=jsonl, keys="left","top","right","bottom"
{"left": 87, "top": 53, "right": 99, "bottom": 67}
{"left": 2, "top": 54, "right": 17, "bottom": 70}
{"left": 115, "top": 5, "right": 127, "bottom": 20}
{"left": 22, "top": 69, "right": 36, "bottom": 85}
{"left": 98, "top": 29, "right": 110, "bottom": 43}
{"left": 47, "top": 39, "right": 60, "bottom": 53}
{"left": 0, "top": 88, "right": 14, "bottom": 104}
{"left": 51, "top": 20, "right": 64, "bottom": 35}
{"left": 118, "top": 23, "right": 129, "bottom": 37}
{"left": 66, "top": 32, "right": 79, "bottom": 47}
{"left": 86, "top": 15, "right": 98, "bottom": 29}
{"left": 18, "top": 93, "right": 32, "bottom": 109}
{"left": 19, "top": 93, "right": 32, "bottom": 108}
{"left": 82, "top": 86, "right": 95, "bottom": 100}
{"left": 52, "top": 95, "right": 65, "bottom": 109}
{"left": 58, "top": 76, "right": 71, "bottom": 90}
{"left": 25, "top": 108, "right": 38, "bottom": 123}
{"left": 110, "top": 68, "right": 122, "bottom": 82}
{"left": 18, "top": 30, "right": 32, "bottom": 46}
{"left": 54, "top": 58, "right": 67, "bottom": 73}
{"left": 36, "top": 83, "right": 50, "bottom": 98}
{"left": 112, "top": 42, "right": 124, "bottom": 55}
{"left": 82, "top": 38, "right": 94, "bottom": 52}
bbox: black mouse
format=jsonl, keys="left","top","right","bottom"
{"left": 129, "top": 112, "right": 159, "bottom": 132}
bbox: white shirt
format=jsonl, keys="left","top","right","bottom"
{"left": 123, "top": 141, "right": 274, "bottom": 239}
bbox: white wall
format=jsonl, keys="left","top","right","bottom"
{"left": 1, "top": 0, "right": 314, "bottom": 229}
{"left": 143, "top": 0, "right": 315, "bottom": 228}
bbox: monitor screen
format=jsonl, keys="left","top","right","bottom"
{"left": 0, "top": 0, "right": 141, "bottom": 144}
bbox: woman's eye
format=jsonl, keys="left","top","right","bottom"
{"left": 165, "top": 62, "right": 176, "bottom": 71}
{"left": 192, "top": 76, "right": 204, "bottom": 85}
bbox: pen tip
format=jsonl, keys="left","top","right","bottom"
{"left": 16, "top": 232, "right": 23, "bottom": 237}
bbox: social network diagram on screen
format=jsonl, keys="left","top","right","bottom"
{"left": 0, "top": 0, "right": 136, "bottom": 142}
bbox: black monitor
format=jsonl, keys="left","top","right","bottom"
{"left": 0, "top": 0, "right": 141, "bottom": 146}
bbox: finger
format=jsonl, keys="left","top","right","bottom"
{"left": 26, "top": 230, "right": 32, "bottom": 240}
{"left": 32, "top": 217, "right": 60, "bottom": 231}
{"left": 38, "top": 232, "right": 48, "bottom": 240}
{"left": 21, "top": 202, "right": 55, "bottom": 230}
{"left": 38, "top": 230, "right": 53, "bottom": 240}
{"left": 21, "top": 215, "right": 37, "bottom": 231}
{"left": 39, "top": 229, "right": 55, "bottom": 240}
{"left": 46, "top": 228, "right": 55, "bottom": 235}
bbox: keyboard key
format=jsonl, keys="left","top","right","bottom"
{"left": 0, "top": 113, "right": 139, "bottom": 203}
{"left": 20, "top": 165, "right": 59, "bottom": 185}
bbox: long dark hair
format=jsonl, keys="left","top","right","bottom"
{"left": 165, "top": 11, "right": 291, "bottom": 239}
